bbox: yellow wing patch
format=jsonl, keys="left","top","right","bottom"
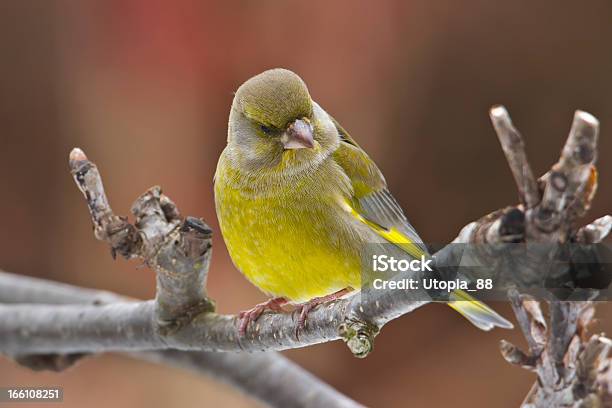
{"left": 347, "top": 203, "right": 424, "bottom": 259}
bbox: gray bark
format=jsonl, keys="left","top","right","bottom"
{"left": 0, "top": 272, "right": 362, "bottom": 408}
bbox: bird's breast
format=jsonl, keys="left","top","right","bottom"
{"left": 214, "top": 157, "right": 362, "bottom": 301}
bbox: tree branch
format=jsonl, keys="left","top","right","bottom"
{"left": 487, "top": 109, "right": 612, "bottom": 407}
{"left": 0, "top": 271, "right": 363, "bottom": 408}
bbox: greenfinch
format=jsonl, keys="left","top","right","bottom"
{"left": 214, "top": 68, "right": 512, "bottom": 334}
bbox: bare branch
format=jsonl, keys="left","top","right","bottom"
{"left": 504, "top": 296, "right": 611, "bottom": 407}
{"left": 0, "top": 271, "right": 363, "bottom": 408}
{"left": 139, "top": 350, "right": 364, "bottom": 408}
{"left": 488, "top": 108, "right": 611, "bottom": 407}
{"left": 456, "top": 107, "right": 612, "bottom": 406}
{"left": 0, "top": 284, "right": 426, "bottom": 354}
{"left": 490, "top": 105, "right": 540, "bottom": 209}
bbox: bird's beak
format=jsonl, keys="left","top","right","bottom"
{"left": 281, "top": 118, "right": 315, "bottom": 149}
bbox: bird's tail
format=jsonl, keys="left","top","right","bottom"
{"left": 348, "top": 203, "right": 513, "bottom": 331}
{"left": 447, "top": 289, "right": 513, "bottom": 330}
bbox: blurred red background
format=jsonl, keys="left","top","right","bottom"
{"left": 1, "top": 1, "right": 611, "bottom": 407}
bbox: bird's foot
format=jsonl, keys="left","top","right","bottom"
{"left": 238, "top": 297, "right": 287, "bottom": 336}
{"left": 294, "top": 287, "right": 353, "bottom": 338}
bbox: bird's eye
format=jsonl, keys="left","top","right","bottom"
{"left": 259, "top": 124, "right": 273, "bottom": 135}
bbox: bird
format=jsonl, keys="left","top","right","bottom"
{"left": 214, "top": 68, "right": 513, "bottom": 335}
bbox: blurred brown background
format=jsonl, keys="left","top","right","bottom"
{"left": 1, "top": 1, "right": 611, "bottom": 407}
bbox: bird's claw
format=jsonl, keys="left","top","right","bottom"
{"left": 296, "top": 302, "right": 316, "bottom": 338}
{"left": 294, "top": 287, "right": 353, "bottom": 339}
{"left": 238, "top": 297, "right": 287, "bottom": 336}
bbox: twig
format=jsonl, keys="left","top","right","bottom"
{"left": 490, "top": 105, "right": 540, "bottom": 209}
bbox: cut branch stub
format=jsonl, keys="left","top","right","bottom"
{"left": 338, "top": 317, "right": 379, "bottom": 358}
{"left": 576, "top": 215, "right": 612, "bottom": 244}
{"left": 500, "top": 340, "right": 537, "bottom": 370}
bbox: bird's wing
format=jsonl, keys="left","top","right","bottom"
{"left": 329, "top": 114, "right": 429, "bottom": 257}
{"left": 329, "top": 114, "right": 513, "bottom": 331}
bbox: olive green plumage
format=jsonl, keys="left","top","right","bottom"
{"left": 214, "top": 68, "right": 512, "bottom": 330}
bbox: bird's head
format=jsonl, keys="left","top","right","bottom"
{"left": 227, "top": 69, "right": 338, "bottom": 175}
